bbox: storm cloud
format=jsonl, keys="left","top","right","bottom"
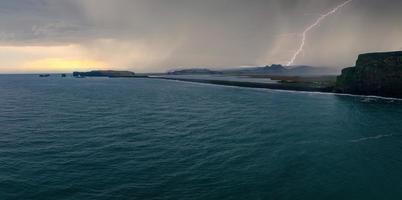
{"left": 0, "top": 0, "right": 402, "bottom": 72}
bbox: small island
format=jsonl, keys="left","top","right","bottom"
{"left": 39, "top": 74, "right": 50, "bottom": 77}
{"left": 72, "top": 70, "right": 147, "bottom": 78}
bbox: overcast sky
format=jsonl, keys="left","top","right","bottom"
{"left": 0, "top": 0, "right": 401, "bottom": 73}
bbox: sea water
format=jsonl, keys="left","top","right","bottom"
{"left": 1, "top": 75, "right": 402, "bottom": 200}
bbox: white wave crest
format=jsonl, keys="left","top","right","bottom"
{"left": 350, "top": 134, "right": 394, "bottom": 143}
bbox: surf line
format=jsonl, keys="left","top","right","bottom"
{"left": 159, "top": 77, "right": 402, "bottom": 102}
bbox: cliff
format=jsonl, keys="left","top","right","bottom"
{"left": 73, "top": 70, "right": 136, "bottom": 78}
{"left": 335, "top": 51, "right": 402, "bottom": 98}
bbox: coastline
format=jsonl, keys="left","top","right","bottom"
{"left": 151, "top": 76, "right": 402, "bottom": 101}
{"left": 13, "top": 72, "right": 401, "bottom": 100}
{"left": 152, "top": 76, "right": 333, "bottom": 92}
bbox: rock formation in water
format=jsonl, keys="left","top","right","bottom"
{"left": 335, "top": 51, "right": 402, "bottom": 98}
{"left": 39, "top": 74, "right": 50, "bottom": 77}
{"left": 73, "top": 70, "right": 136, "bottom": 78}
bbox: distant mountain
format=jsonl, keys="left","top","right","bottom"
{"left": 223, "top": 65, "right": 340, "bottom": 76}
{"left": 286, "top": 65, "right": 340, "bottom": 76}
{"left": 166, "top": 65, "right": 340, "bottom": 76}
{"left": 222, "top": 64, "right": 286, "bottom": 75}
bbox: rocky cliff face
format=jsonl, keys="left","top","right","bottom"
{"left": 335, "top": 51, "right": 402, "bottom": 98}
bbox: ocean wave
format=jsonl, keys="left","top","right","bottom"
{"left": 350, "top": 134, "right": 394, "bottom": 143}
{"left": 258, "top": 89, "right": 402, "bottom": 102}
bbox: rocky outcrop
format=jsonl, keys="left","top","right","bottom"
{"left": 335, "top": 51, "right": 402, "bottom": 98}
{"left": 39, "top": 74, "right": 50, "bottom": 77}
{"left": 73, "top": 70, "right": 136, "bottom": 78}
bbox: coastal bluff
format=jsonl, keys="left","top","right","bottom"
{"left": 335, "top": 51, "right": 402, "bottom": 98}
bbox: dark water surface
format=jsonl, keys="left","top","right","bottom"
{"left": 1, "top": 75, "right": 402, "bottom": 200}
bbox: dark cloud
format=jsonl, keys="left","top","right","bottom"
{"left": 0, "top": 0, "right": 401, "bottom": 72}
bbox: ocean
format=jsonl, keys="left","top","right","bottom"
{"left": 1, "top": 75, "right": 402, "bottom": 200}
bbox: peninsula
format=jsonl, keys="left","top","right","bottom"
{"left": 158, "top": 51, "right": 402, "bottom": 98}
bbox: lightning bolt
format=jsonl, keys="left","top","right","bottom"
{"left": 286, "top": 0, "right": 353, "bottom": 66}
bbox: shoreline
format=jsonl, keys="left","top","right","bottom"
{"left": 153, "top": 77, "right": 333, "bottom": 92}
{"left": 151, "top": 77, "right": 402, "bottom": 101}
{"left": 4, "top": 74, "right": 400, "bottom": 100}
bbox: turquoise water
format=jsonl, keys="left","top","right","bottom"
{"left": 1, "top": 75, "right": 402, "bottom": 200}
